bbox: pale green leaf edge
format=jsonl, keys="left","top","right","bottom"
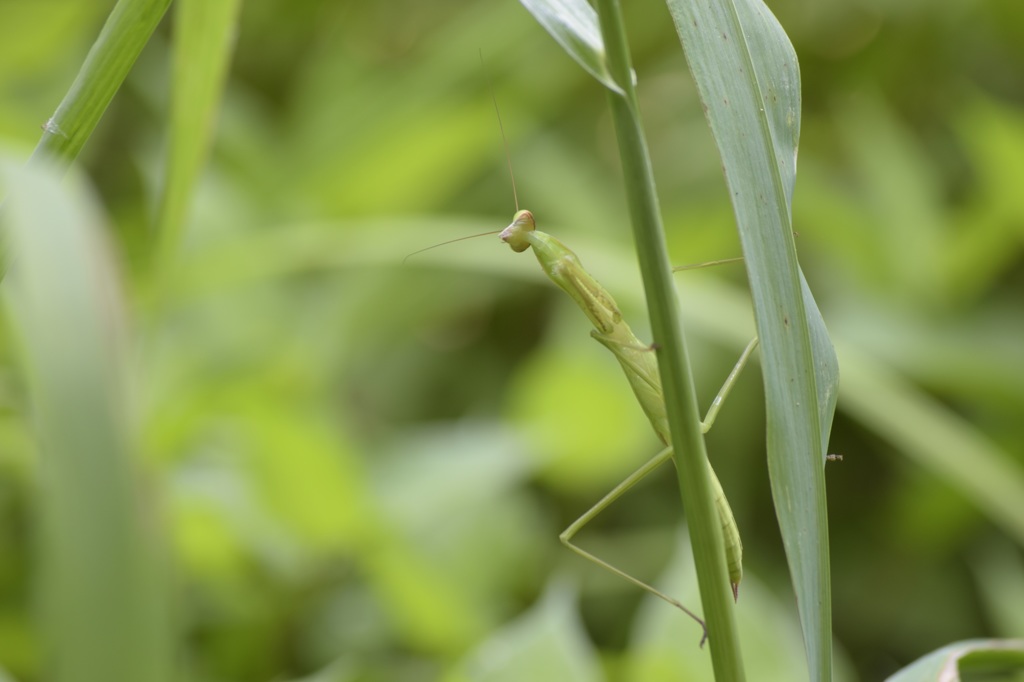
{"left": 518, "top": 0, "right": 623, "bottom": 94}
{"left": 884, "top": 639, "right": 1024, "bottom": 682}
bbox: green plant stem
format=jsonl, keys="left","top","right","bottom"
{"left": 29, "top": 0, "right": 172, "bottom": 167}
{"left": 594, "top": 0, "right": 745, "bottom": 677}
{"left": 0, "top": 0, "right": 169, "bottom": 280}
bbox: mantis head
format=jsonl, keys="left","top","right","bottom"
{"left": 499, "top": 210, "right": 536, "bottom": 253}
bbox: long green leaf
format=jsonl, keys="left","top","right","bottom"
{"left": 1, "top": 162, "right": 173, "bottom": 682}
{"left": 664, "top": 1, "right": 839, "bottom": 680}
{"left": 156, "top": 0, "right": 243, "bottom": 261}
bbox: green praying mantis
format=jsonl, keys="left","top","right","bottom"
{"left": 408, "top": 203, "right": 756, "bottom": 642}
{"left": 408, "top": 81, "right": 759, "bottom": 643}
{"left": 499, "top": 208, "right": 757, "bottom": 643}
{"left": 409, "top": 205, "right": 758, "bottom": 643}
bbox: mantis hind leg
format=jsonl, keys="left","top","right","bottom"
{"left": 570, "top": 335, "right": 755, "bottom": 595}
{"left": 701, "top": 337, "right": 760, "bottom": 433}
{"left": 559, "top": 445, "right": 710, "bottom": 646}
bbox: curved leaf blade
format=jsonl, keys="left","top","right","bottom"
{"left": 518, "top": 0, "right": 623, "bottom": 94}
{"left": 665, "top": 0, "right": 839, "bottom": 679}
{"left": 884, "top": 639, "right": 1024, "bottom": 682}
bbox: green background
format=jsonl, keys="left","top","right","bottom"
{"left": 0, "top": 0, "right": 1022, "bottom": 680}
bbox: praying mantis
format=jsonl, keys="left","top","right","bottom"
{"left": 408, "top": 73, "right": 757, "bottom": 642}
{"left": 499, "top": 208, "right": 757, "bottom": 642}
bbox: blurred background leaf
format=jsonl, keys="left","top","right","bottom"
{"left": 883, "top": 639, "right": 1024, "bottom": 682}
{"left": 1, "top": 161, "right": 173, "bottom": 682}
{"left": 0, "top": 0, "right": 1021, "bottom": 681}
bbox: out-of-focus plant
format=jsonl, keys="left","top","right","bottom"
{"left": 0, "top": 0, "right": 1021, "bottom": 681}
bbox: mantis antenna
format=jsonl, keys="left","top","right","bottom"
{"left": 401, "top": 230, "right": 502, "bottom": 264}
{"left": 672, "top": 256, "right": 744, "bottom": 272}
{"left": 483, "top": 49, "right": 520, "bottom": 213}
{"left": 402, "top": 52, "right": 520, "bottom": 265}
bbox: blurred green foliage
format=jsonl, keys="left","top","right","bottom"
{"left": 0, "top": 0, "right": 1022, "bottom": 681}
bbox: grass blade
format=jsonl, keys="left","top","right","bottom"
{"left": 884, "top": 639, "right": 1024, "bottom": 682}
{"left": 156, "top": 0, "right": 244, "bottom": 261}
{"left": 664, "top": 0, "right": 839, "bottom": 679}
{"left": 1, "top": 162, "right": 173, "bottom": 682}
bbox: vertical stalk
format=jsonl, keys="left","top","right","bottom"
{"left": 29, "top": 0, "right": 172, "bottom": 168}
{"left": 594, "top": 0, "right": 745, "bottom": 677}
